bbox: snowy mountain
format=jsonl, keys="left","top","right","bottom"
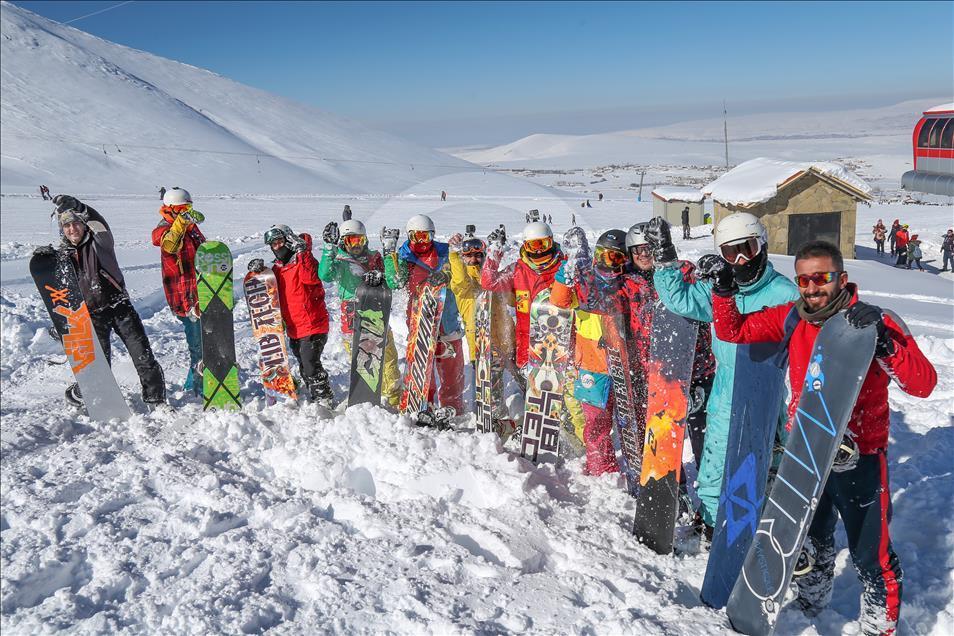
{"left": 0, "top": 1, "right": 517, "bottom": 196}
{"left": 456, "top": 98, "right": 944, "bottom": 175}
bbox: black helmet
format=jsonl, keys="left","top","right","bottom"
{"left": 596, "top": 229, "right": 627, "bottom": 253}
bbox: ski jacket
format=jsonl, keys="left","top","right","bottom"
{"left": 271, "top": 233, "right": 329, "bottom": 339}
{"left": 872, "top": 225, "right": 886, "bottom": 241}
{"left": 895, "top": 230, "right": 910, "bottom": 249}
{"left": 712, "top": 284, "right": 936, "bottom": 454}
{"left": 384, "top": 240, "right": 462, "bottom": 336}
{"left": 906, "top": 239, "right": 923, "bottom": 260}
{"left": 61, "top": 204, "right": 128, "bottom": 313}
{"left": 449, "top": 251, "right": 515, "bottom": 360}
{"left": 152, "top": 215, "right": 205, "bottom": 317}
{"left": 481, "top": 246, "right": 566, "bottom": 368}
{"left": 318, "top": 244, "right": 383, "bottom": 334}
{"left": 943, "top": 234, "right": 954, "bottom": 254}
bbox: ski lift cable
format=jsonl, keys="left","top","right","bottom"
{"left": 63, "top": 1, "right": 136, "bottom": 26}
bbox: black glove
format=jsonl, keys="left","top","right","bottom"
{"left": 323, "top": 222, "right": 340, "bottom": 246}
{"left": 427, "top": 270, "right": 450, "bottom": 286}
{"left": 645, "top": 216, "right": 677, "bottom": 264}
{"left": 845, "top": 301, "right": 894, "bottom": 358}
{"left": 248, "top": 258, "right": 266, "bottom": 273}
{"left": 487, "top": 225, "right": 507, "bottom": 247}
{"left": 33, "top": 245, "right": 56, "bottom": 257}
{"left": 364, "top": 270, "right": 384, "bottom": 287}
{"left": 697, "top": 254, "right": 737, "bottom": 297}
{"left": 52, "top": 195, "right": 82, "bottom": 214}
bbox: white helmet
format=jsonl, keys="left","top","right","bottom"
{"left": 625, "top": 224, "right": 648, "bottom": 250}
{"left": 714, "top": 212, "right": 767, "bottom": 248}
{"left": 340, "top": 219, "right": 366, "bottom": 237}
{"left": 162, "top": 187, "right": 192, "bottom": 206}
{"left": 406, "top": 214, "right": 435, "bottom": 235}
{"left": 523, "top": 221, "right": 553, "bottom": 241}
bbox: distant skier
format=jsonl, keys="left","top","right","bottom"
{"left": 159, "top": 186, "right": 166, "bottom": 201}
{"left": 441, "top": 190, "right": 447, "bottom": 202}
{"left": 39, "top": 185, "right": 51, "bottom": 201}
{"left": 710, "top": 240, "right": 936, "bottom": 636}
{"left": 872, "top": 219, "right": 886, "bottom": 255}
{"left": 342, "top": 204, "right": 352, "bottom": 220}
{"left": 681, "top": 205, "right": 691, "bottom": 239}
{"left": 894, "top": 224, "right": 910, "bottom": 267}
{"left": 645, "top": 213, "right": 798, "bottom": 539}
{"left": 318, "top": 219, "right": 401, "bottom": 407}
{"left": 47, "top": 195, "right": 165, "bottom": 407}
{"left": 941, "top": 228, "right": 954, "bottom": 271}
{"left": 906, "top": 234, "right": 924, "bottom": 271}
{"left": 151, "top": 187, "right": 205, "bottom": 396}
{"left": 250, "top": 224, "right": 333, "bottom": 404}
{"left": 598, "top": 193, "right": 604, "bottom": 202}
{"left": 888, "top": 219, "right": 901, "bottom": 256}
{"left": 383, "top": 214, "right": 465, "bottom": 418}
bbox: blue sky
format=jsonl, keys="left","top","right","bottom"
{"left": 12, "top": 1, "right": 954, "bottom": 146}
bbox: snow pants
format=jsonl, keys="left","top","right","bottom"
{"left": 289, "top": 332, "right": 332, "bottom": 401}
{"left": 343, "top": 331, "right": 402, "bottom": 408}
{"left": 801, "top": 450, "right": 902, "bottom": 635}
{"left": 874, "top": 239, "right": 885, "bottom": 255}
{"left": 895, "top": 252, "right": 907, "bottom": 267}
{"left": 943, "top": 250, "right": 954, "bottom": 271}
{"left": 431, "top": 336, "right": 464, "bottom": 414}
{"left": 581, "top": 394, "right": 618, "bottom": 476}
{"left": 92, "top": 298, "right": 165, "bottom": 403}
{"left": 177, "top": 314, "right": 202, "bottom": 394}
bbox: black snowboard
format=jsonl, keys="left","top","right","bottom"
{"left": 348, "top": 283, "right": 392, "bottom": 407}
{"left": 726, "top": 314, "right": 876, "bottom": 635}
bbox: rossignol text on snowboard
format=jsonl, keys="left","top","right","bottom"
{"left": 243, "top": 268, "right": 297, "bottom": 405}
{"left": 31, "top": 248, "right": 131, "bottom": 421}
{"left": 701, "top": 338, "right": 790, "bottom": 609}
{"left": 632, "top": 301, "right": 699, "bottom": 554}
{"left": 349, "top": 282, "right": 393, "bottom": 407}
{"left": 726, "top": 315, "right": 876, "bottom": 636}
{"left": 602, "top": 311, "right": 642, "bottom": 495}
{"left": 520, "top": 290, "right": 574, "bottom": 463}
{"left": 196, "top": 241, "right": 241, "bottom": 410}
{"left": 400, "top": 280, "right": 447, "bottom": 416}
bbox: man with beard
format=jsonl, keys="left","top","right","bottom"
{"left": 644, "top": 213, "right": 798, "bottom": 540}
{"left": 710, "top": 240, "right": 935, "bottom": 636}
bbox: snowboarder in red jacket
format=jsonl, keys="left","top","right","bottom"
{"left": 709, "top": 240, "right": 936, "bottom": 635}
{"left": 250, "top": 225, "right": 332, "bottom": 405}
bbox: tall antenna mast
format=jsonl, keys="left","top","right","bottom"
{"left": 723, "top": 100, "right": 729, "bottom": 168}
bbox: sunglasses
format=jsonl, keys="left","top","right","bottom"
{"left": 720, "top": 237, "right": 761, "bottom": 264}
{"left": 630, "top": 244, "right": 652, "bottom": 257}
{"left": 794, "top": 271, "right": 843, "bottom": 288}
{"left": 595, "top": 246, "right": 628, "bottom": 268}
{"left": 524, "top": 237, "right": 553, "bottom": 254}
{"left": 409, "top": 229, "right": 432, "bottom": 243}
{"left": 342, "top": 234, "right": 367, "bottom": 249}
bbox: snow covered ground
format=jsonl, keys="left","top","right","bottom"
{"left": 1, "top": 190, "right": 952, "bottom": 635}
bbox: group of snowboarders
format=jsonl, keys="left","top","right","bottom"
{"left": 36, "top": 189, "right": 939, "bottom": 636}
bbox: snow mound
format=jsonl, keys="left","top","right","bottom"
{"left": 702, "top": 157, "right": 873, "bottom": 206}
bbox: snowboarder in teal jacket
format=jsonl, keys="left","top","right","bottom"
{"left": 645, "top": 214, "right": 799, "bottom": 533}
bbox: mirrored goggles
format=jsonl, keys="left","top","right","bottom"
{"left": 461, "top": 238, "right": 486, "bottom": 256}
{"left": 523, "top": 236, "right": 553, "bottom": 254}
{"left": 720, "top": 237, "right": 761, "bottom": 264}
{"left": 630, "top": 244, "right": 652, "bottom": 257}
{"left": 595, "top": 246, "right": 628, "bottom": 268}
{"left": 409, "top": 229, "right": 433, "bottom": 243}
{"left": 794, "top": 271, "right": 842, "bottom": 288}
{"left": 342, "top": 234, "right": 367, "bottom": 249}
{"left": 264, "top": 228, "right": 285, "bottom": 245}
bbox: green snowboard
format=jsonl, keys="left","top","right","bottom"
{"left": 196, "top": 241, "right": 241, "bottom": 410}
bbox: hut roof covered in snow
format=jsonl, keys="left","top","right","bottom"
{"left": 651, "top": 187, "right": 705, "bottom": 203}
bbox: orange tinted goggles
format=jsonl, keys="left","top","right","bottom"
{"left": 409, "top": 230, "right": 433, "bottom": 243}
{"left": 162, "top": 203, "right": 192, "bottom": 214}
{"left": 524, "top": 237, "right": 553, "bottom": 254}
{"left": 595, "top": 246, "right": 628, "bottom": 268}
{"left": 342, "top": 234, "right": 367, "bottom": 248}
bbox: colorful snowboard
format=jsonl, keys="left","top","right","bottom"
{"left": 701, "top": 341, "right": 788, "bottom": 608}
{"left": 726, "top": 315, "right": 876, "bottom": 636}
{"left": 632, "top": 301, "right": 699, "bottom": 554}
{"left": 473, "top": 289, "right": 510, "bottom": 436}
{"left": 520, "top": 290, "right": 574, "bottom": 464}
{"left": 196, "top": 241, "right": 241, "bottom": 410}
{"left": 603, "top": 311, "right": 642, "bottom": 495}
{"left": 30, "top": 249, "right": 131, "bottom": 421}
{"left": 243, "top": 268, "right": 297, "bottom": 405}
{"left": 349, "top": 283, "right": 393, "bottom": 407}
{"left": 400, "top": 281, "right": 447, "bottom": 416}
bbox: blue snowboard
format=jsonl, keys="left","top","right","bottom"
{"left": 701, "top": 341, "right": 787, "bottom": 609}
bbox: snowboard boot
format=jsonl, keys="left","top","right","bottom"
{"left": 306, "top": 371, "right": 334, "bottom": 409}
{"left": 793, "top": 538, "right": 835, "bottom": 617}
{"left": 416, "top": 406, "right": 455, "bottom": 430}
{"left": 65, "top": 383, "right": 83, "bottom": 407}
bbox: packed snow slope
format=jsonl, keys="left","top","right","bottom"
{"left": 2, "top": 189, "right": 952, "bottom": 634}
{"left": 0, "top": 1, "right": 542, "bottom": 197}
{"left": 455, "top": 98, "right": 945, "bottom": 177}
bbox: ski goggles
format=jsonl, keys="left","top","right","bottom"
{"left": 342, "top": 234, "right": 367, "bottom": 249}
{"left": 720, "top": 237, "right": 761, "bottom": 264}
{"left": 264, "top": 227, "right": 286, "bottom": 245}
{"left": 594, "top": 246, "right": 628, "bottom": 269}
{"left": 523, "top": 236, "right": 553, "bottom": 254}
{"left": 409, "top": 229, "right": 433, "bottom": 243}
{"left": 794, "top": 271, "right": 843, "bottom": 288}
{"left": 461, "top": 238, "right": 486, "bottom": 256}
{"left": 629, "top": 244, "right": 652, "bottom": 257}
